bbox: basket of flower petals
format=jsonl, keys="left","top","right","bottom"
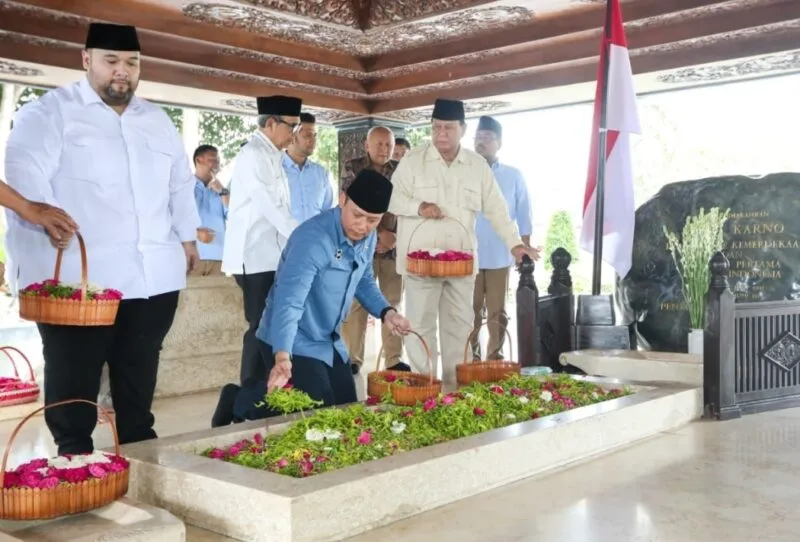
{"left": 0, "top": 399, "right": 129, "bottom": 520}
{"left": 0, "top": 346, "right": 40, "bottom": 407}
{"left": 456, "top": 319, "right": 521, "bottom": 385}
{"left": 405, "top": 217, "right": 474, "bottom": 277}
{"left": 367, "top": 330, "right": 442, "bottom": 406}
{"left": 19, "top": 232, "right": 122, "bottom": 326}
{"left": 407, "top": 249, "right": 474, "bottom": 277}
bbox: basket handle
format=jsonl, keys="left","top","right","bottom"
{"left": 53, "top": 231, "right": 88, "bottom": 302}
{"left": 405, "top": 217, "right": 473, "bottom": 256}
{"left": 0, "top": 399, "right": 119, "bottom": 489}
{"left": 0, "top": 347, "right": 35, "bottom": 382}
{"left": 374, "top": 329, "right": 434, "bottom": 384}
{"left": 462, "top": 317, "right": 514, "bottom": 364}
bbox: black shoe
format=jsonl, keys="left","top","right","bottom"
{"left": 386, "top": 362, "right": 411, "bottom": 372}
{"left": 351, "top": 363, "right": 361, "bottom": 375}
{"left": 212, "top": 383, "right": 240, "bottom": 427}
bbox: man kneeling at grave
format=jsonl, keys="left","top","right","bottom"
{"left": 211, "top": 169, "right": 412, "bottom": 425}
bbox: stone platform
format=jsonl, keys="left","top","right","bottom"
{"left": 561, "top": 349, "right": 702, "bottom": 386}
{"left": 121, "top": 377, "right": 701, "bottom": 542}
{"left": 0, "top": 497, "right": 185, "bottom": 541}
{"left": 156, "top": 275, "right": 244, "bottom": 399}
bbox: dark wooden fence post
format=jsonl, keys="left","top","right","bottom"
{"left": 703, "top": 251, "right": 741, "bottom": 420}
{"left": 516, "top": 255, "right": 539, "bottom": 367}
{"left": 547, "top": 247, "right": 572, "bottom": 296}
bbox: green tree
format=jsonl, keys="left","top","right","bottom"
{"left": 161, "top": 106, "right": 183, "bottom": 133}
{"left": 543, "top": 210, "right": 579, "bottom": 271}
{"left": 312, "top": 126, "right": 338, "bottom": 180}
{"left": 15, "top": 87, "right": 46, "bottom": 111}
{"left": 199, "top": 112, "right": 254, "bottom": 165}
{"left": 405, "top": 125, "right": 431, "bottom": 148}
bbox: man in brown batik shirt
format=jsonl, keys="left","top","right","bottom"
{"left": 340, "top": 126, "right": 409, "bottom": 375}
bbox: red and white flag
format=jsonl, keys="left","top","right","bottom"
{"left": 579, "top": 0, "right": 640, "bottom": 279}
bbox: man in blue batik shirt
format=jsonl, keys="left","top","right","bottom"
{"left": 211, "top": 169, "right": 411, "bottom": 426}
{"left": 471, "top": 116, "right": 533, "bottom": 361}
{"left": 282, "top": 112, "right": 333, "bottom": 223}
{"left": 191, "top": 144, "right": 228, "bottom": 276}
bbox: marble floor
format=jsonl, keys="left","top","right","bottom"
{"left": 178, "top": 404, "right": 800, "bottom": 542}
{"left": 2, "top": 384, "right": 799, "bottom": 541}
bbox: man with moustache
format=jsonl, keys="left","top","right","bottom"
{"left": 282, "top": 112, "right": 333, "bottom": 223}
{"left": 4, "top": 23, "right": 200, "bottom": 455}
{"left": 222, "top": 95, "right": 302, "bottom": 387}
{"left": 340, "top": 126, "right": 407, "bottom": 374}
{"left": 471, "top": 116, "right": 532, "bottom": 361}
{"left": 389, "top": 99, "right": 540, "bottom": 385}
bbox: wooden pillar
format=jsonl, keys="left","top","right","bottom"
{"left": 516, "top": 255, "right": 539, "bottom": 367}
{"left": 703, "top": 251, "right": 741, "bottom": 420}
{"left": 333, "top": 118, "right": 408, "bottom": 191}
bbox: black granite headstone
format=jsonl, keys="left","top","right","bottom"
{"left": 616, "top": 172, "right": 800, "bottom": 352}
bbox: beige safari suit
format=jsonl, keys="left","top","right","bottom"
{"left": 389, "top": 142, "right": 520, "bottom": 384}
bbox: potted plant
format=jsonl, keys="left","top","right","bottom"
{"left": 663, "top": 207, "right": 729, "bottom": 355}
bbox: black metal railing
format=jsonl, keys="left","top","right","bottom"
{"left": 704, "top": 251, "right": 800, "bottom": 419}
{"left": 515, "top": 248, "right": 575, "bottom": 369}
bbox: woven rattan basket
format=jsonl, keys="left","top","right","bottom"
{"left": 456, "top": 319, "right": 521, "bottom": 385}
{"left": 0, "top": 346, "right": 39, "bottom": 407}
{"left": 0, "top": 399, "right": 129, "bottom": 520}
{"left": 367, "top": 330, "right": 442, "bottom": 406}
{"left": 405, "top": 218, "right": 474, "bottom": 278}
{"left": 19, "top": 232, "right": 120, "bottom": 326}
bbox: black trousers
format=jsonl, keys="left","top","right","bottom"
{"left": 234, "top": 271, "right": 275, "bottom": 385}
{"left": 233, "top": 343, "right": 357, "bottom": 421}
{"left": 37, "top": 291, "right": 180, "bottom": 455}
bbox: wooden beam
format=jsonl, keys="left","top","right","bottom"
{"left": 0, "top": 37, "right": 371, "bottom": 114}
{"left": 369, "top": 21, "right": 800, "bottom": 112}
{"left": 0, "top": 10, "right": 367, "bottom": 94}
{"left": 365, "top": 0, "right": 734, "bottom": 72}
{"left": 367, "top": 0, "right": 800, "bottom": 94}
{"left": 10, "top": 0, "right": 365, "bottom": 71}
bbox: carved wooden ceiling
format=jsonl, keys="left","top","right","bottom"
{"left": 0, "top": 0, "right": 799, "bottom": 123}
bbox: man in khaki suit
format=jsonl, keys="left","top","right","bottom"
{"left": 389, "top": 99, "right": 540, "bottom": 384}
{"left": 340, "top": 126, "right": 407, "bottom": 374}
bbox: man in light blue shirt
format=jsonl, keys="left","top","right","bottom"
{"left": 210, "top": 169, "right": 411, "bottom": 426}
{"left": 191, "top": 144, "right": 228, "bottom": 276}
{"left": 282, "top": 112, "right": 333, "bottom": 222}
{"left": 472, "top": 116, "right": 533, "bottom": 360}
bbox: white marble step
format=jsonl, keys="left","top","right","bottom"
{"left": 0, "top": 497, "right": 185, "bottom": 541}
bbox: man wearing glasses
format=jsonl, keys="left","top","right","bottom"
{"left": 222, "top": 95, "right": 302, "bottom": 386}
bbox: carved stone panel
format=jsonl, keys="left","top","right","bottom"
{"left": 337, "top": 127, "right": 369, "bottom": 188}
{"left": 762, "top": 331, "right": 800, "bottom": 372}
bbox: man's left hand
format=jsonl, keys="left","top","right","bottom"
{"left": 183, "top": 241, "right": 199, "bottom": 274}
{"left": 383, "top": 309, "right": 411, "bottom": 336}
{"left": 511, "top": 244, "right": 542, "bottom": 263}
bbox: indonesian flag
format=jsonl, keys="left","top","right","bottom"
{"left": 579, "top": 0, "right": 640, "bottom": 279}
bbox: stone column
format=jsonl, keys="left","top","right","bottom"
{"left": 333, "top": 118, "right": 408, "bottom": 190}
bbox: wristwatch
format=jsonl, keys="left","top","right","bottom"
{"left": 380, "top": 307, "right": 396, "bottom": 322}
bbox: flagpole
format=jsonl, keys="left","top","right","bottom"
{"left": 590, "top": 0, "right": 613, "bottom": 296}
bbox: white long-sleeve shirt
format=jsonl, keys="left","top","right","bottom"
{"left": 389, "top": 142, "right": 520, "bottom": 274}
{"left": 3, "top": 76, "right": 200, "bottom": 299}
{"left": 222, "top": 130, "right": 299, "bottom": 275}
